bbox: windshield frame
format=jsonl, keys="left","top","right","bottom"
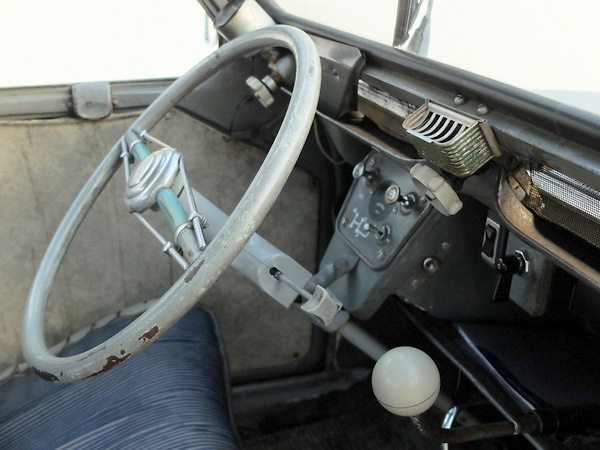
{"left": 259, "top": 0, "right": 600, "bottom": 152}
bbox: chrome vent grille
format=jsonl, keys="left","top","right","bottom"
{"left": 525, "top": 162, "right": 600, "bottom": 249}
{"left": 403, "top": 100, "right": 500, "bottom": 177}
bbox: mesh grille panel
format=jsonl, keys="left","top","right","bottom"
{"left": 525, "top": 162, "right": 600, "bottom": 248}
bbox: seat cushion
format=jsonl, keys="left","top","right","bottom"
{"left": 0, "top": 307, "right": 239, "bottom": 449}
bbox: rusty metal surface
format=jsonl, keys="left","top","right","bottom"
{"left": 496, "top": 173, "right": 600, "bottom": 291}
{"left": 412, "top": 412, "right": 540, "bottom": 443}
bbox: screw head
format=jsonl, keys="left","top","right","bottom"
{"left": 422, "top": 256, "right": 440, "bottom": 273}
{"left": 477, "top": 103, "right": 490, "bottom": 115}
{"left": 454, "top": 95, "right": 466, "bottom": 106}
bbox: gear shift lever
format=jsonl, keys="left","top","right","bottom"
{"left": 371, "top": 347, "right": 440, "bottom": 417}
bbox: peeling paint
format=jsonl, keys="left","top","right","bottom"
{"left": 33, "top": 367, "right": 59, "bottom": 382}
{"left": 101, "top": 354, "right": 131, "bottom": 373}
{"left": 86, "top": 353, "right": 132, "bottom": 379}
{"left": 184, "top": 259, "right": 204, "bottom": 283}
{"left": 138, "top": 325, "right": 159, "bottom": 343}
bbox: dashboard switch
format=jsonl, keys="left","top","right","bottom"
{"left": 384, "top": 183, "right": 415, "bottom": 208}
{"left": 410, "top": 163, "right": 463, "bottom": 216}
{"left": 480, "top": 216, "right": 507, "bottom": 266}
{"left": 481, "top": 224, "right": 497, "bottom": 259}
{"left": 352, "top": 161, "right": 378, "bottom": 184}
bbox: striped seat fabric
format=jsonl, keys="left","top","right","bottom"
{"left": 0, "top": 307, "right": 239, "bottom": 449}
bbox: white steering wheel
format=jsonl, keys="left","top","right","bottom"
{"left": 22, "top": 25, "right": 321, "bottom": 382}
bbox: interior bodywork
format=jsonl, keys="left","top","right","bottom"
{"left": 1, "top": 1, "right": 600, "bottom": 448}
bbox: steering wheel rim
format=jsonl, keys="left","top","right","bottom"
{"left": 22, "top": 25, "right": 321, "bottom": 382}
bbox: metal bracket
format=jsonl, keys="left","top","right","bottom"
{"left": 271, "top": 269, "right": 343, "bottom": 326}
{"left": 300, "top": 285, "right": 344, "bottom": 326}
{"left": 72, "top": 82, "right": 112, "bottom": 120}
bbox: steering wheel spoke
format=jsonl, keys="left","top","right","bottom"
{"left": 122, "top": 128, "right": 208, "bottom": 267}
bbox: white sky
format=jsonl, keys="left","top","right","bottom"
{"left": 0, "top": 0, "right": 216, "bottom": 87}
{"left": 428, "top": 1, "right": 600, "bottom": 92}
{"left": 278, "top": 0, "right": 600, "bottom": 115}
{"left": 0, "top": 0, "right": 598, "bottom": 114}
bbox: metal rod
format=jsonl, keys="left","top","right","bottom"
{"left": 132, "top": 212, "right": 188, "bottom": 270}
{"left": 178, "top": 158, "right": 207, "bottom": 251}
{"left": 119, "top": 138, "right": 130, "bottom": 183}
{"left": 412, "top": 412, "right": 540, "bottom": 444}
{"left": 337, "top": 321, "right": 387, "bottom": 361}
{"left": 132, "top": 127, "right": 170, "bottom": 148}
{"left": 271, "top": 269, "right": 312, "bottom": 300}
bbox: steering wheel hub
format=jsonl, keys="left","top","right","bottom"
{"left": 125, "top": 146, "right": 182, "bottom": 212}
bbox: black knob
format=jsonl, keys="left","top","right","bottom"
{"left": 496, "top": 254, "right": 525, "bottom": 275}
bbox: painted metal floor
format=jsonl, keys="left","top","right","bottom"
{"left": 0, "top": 108, "right": 318, "bottom": 374}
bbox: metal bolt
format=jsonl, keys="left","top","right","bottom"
{"left": 454, "top": 95, "right": 466, "bottom": 106}
{"left": 341, "top": 217, "right": 349, "bottom": 227}
{"left": 422, "top": 256, "right": 440, "bottom": 273}
{"left": 376, "top": 249, "right": 386, "bottom": 261}
{"left": 477, "top": 103, "right": 490, "bottom": 115}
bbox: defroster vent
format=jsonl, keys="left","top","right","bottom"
{"left": 403, "top": 100, "right": 501, "bottom": 177}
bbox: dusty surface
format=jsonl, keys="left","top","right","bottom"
{"left": 0, "top": 109, "right": 318, "bottom": 374}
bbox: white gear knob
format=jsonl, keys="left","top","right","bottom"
{"left": 371, "top": 346, "right": 440, "bottom": 417}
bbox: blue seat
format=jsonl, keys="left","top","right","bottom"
{"left": 0, "top": 307, "right": 239, "bottom": 449}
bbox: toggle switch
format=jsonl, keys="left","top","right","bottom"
{"left": 362, "top": 222, "right": 390, "bottom": 241}
{"left": 384, "top": 183, "right": 415, "bottom": 208}
{"left": 352, "top": 161, "right": 379, "bottom": 184}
